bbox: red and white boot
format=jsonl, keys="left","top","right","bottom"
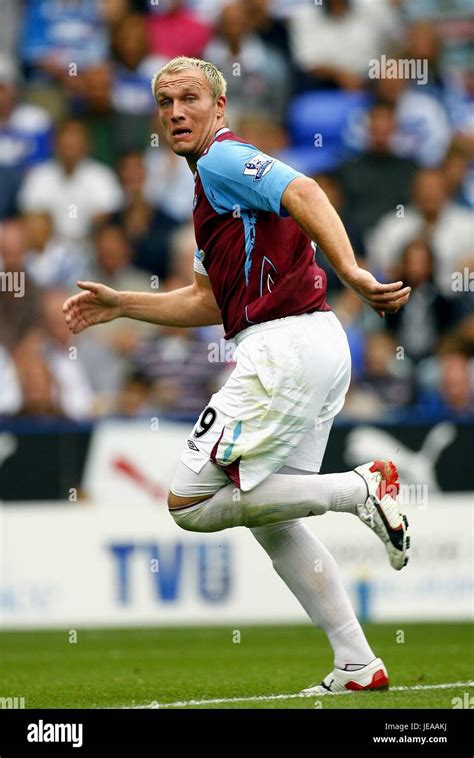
{"left": 301, "top": 657, "right": 389, "bottom": 696}
{"left": 354, "top": 460, "right": 410, "bottom": 571}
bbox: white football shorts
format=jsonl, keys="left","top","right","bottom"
{"left": 171, "top": 310, "right": 351, "bottom": 496}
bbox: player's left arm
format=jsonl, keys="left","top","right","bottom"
{"left": 281, "top": 175, "right": 411, "bottom": 316}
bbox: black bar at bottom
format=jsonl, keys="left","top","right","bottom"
{"left": 0, "top": 708, "right": 471, "bottom": 756}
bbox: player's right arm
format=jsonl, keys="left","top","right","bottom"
{"left": 197, "top": 141, "right": 411, "bottom": 318}
{"left": 281, "top": 176, "right": 411, "bottom": 317}
{"left": 63, "top": 272, "right": 222, "bottom": 334}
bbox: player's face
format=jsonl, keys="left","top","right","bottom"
{"left": 155, "top": 71, "right": 226, "bottom": 162}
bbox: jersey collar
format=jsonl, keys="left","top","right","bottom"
{"left": 214, "top": 127, "right": 230, "bottom": 139}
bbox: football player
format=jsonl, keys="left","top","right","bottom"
{"left": 64, "top": 57, "right": 411, "bottom": 695}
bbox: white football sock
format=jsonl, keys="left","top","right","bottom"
{"left": 251, "top": 519, "right": 376, "bottom": 670}
{"left": 171, "top": 469, "right": 367, "bottom": 532}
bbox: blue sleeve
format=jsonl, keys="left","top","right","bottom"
{"left": 197, "top": 140, "right": 303, "bottom": 216}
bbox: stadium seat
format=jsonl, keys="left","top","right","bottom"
{"left": 288, "top": 90, "right": 371, "bottom": 148}
{"left": 277, "top": 145, "right": 345, "bottom": 175}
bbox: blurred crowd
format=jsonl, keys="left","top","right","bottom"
{"left": 0, "top": 0, "right": 472, "bottom": 423}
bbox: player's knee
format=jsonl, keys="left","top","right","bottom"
{"left": 168, "top": 503, "right": 214, "bottom": 534}
{"left": 167, "top": 491, "right": 214, "bottom": 534}
{"left": 171, "top": 512, "right": 198, "bottom": 532}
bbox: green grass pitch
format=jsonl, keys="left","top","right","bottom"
{"left": 1, "top": 622, "right": 472, "bottom": 709}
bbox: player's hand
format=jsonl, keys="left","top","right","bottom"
{"left": 63, "top": 281, "right": 122, "bottom": 334}
{"left": 344, "top": 268, "right": 411, "bottom": 318}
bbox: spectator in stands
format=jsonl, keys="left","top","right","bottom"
{"left": 438, "top": 349, "right": 474, "bottom": 414}
{"left": 147, "top": 0, "right": 213, "bottom": 59}
{"left": 88, "top": 223, "right": 152, "bottom": 292}
{"left": 445, "top": 70, "right": 474, "bottom": 156}
{"left": 0, "top": 219, "right": 41, "bottom": 352}
{"left": 244, "top": 0, "right": 292, "bottom": 59}
{"left": 114, "top": 151, "right": 178, "bottom": 279}
{"left": 289, "top": 0, "right": 393, "bottom": 91}
{"left": 20, "top": 0, "right": 107, "bottom": 83}
{"left": 0, "top": 55, "right": 52, "bottom": 168}
{"left": 385, "top": 239, "right": 456, "bottom": 362}
{"left": 236, "top": 111, "right": 288, "bottom": 156}
{"left": 75, "top": 59, "right": 158, "bottom": 165}
{"left": 0, "top": 55, "right": 53, "bottom": 218}
{"left": 337, "top": 102, "right": 417, "bottom": 233}
{"left": 343, "top": 331, "right": 414, "bottom": 419}
{"left": 144, "top": 112, "right": 195, "bottom": 222}
{"left": 73, "top": 64, "right": 127, "bottom": 167}
{"left": 112, "top": 369, "right": 155, "bottom": 417}
{"left": 78, "top": 223, "right": 157, "bottom": 408}
{"left": 204, "top": 1, "right": 290, "bottom": 123}
{"left": 403, "top": 20, "right": 446, "bottom": 98}
{"left": 40, "top": 289, "right": 96, "bottom": 419}
{"left": 23, "top": 211, "right": 87, "bottom": 289}
{"left": 14, "top": 345, "right": 62, "bottom": 417}
{"left": 418, "top": 340, "right": 474, "bottom": 417}
{"left": 367, "top": 168, "right": 473, "bottom": 297}
{"left": 9, "top": 298, "right": 76, "bottom": 420}
{"left": 100, "top": 0, "right": 132, "bottom": 31}
{"left": 18, "top": 118, "right": 123, "bottom": 252}
{"left": 401, "top": 0, "right": 472, "bottom": 90}
{"left": 442, "top": 140, "right": 473, "bottom": 210}
{"left": 111, "top": 13, "right": 165, "bottom": 118}
{"left": 345, "top": 61, "right": 452, "bottom": 167}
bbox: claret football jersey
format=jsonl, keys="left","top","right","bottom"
{"left": 193, "top": 127, "right": 330, "bottom": 339}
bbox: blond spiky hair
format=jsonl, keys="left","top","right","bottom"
{"left": 151, "top": 56, "right": 227, "bottom": 104}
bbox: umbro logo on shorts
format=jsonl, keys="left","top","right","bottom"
{"left": 187, "top": 440, "right": 199, "bottom": 451}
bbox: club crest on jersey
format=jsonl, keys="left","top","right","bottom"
{"left": 243, "top": 153, "right": 274, "bottom": 181}
{"left": 192, "top": 193, "right": 198, "bottom": 210}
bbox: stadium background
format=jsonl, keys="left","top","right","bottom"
{"left": 0, "top": 0, "right": 472, "bottom": 709}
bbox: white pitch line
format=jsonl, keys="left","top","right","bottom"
{"left": 130, "top": 680, "right": 474, "bottom": 709}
